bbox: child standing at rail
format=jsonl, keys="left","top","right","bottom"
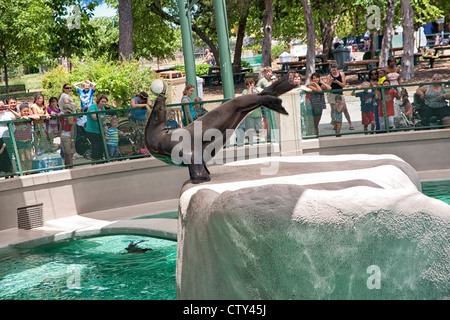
{"left": 377, "top": 80, "right": 398, "bottom": 131}
{"left": 352, "top": 82, "right": 376, "bottom": 134}
{"left": 13, "top": 103, "right": 40, "bottom": 174}
{"left": 331, "top": 95, "right": 345, "bottom": 137}
{"left": 105, "top": 116, "right": 120, "bottom": 159}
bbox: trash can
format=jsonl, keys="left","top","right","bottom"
{"left": 332, "top": 45, "right": 351, "bottom": 69}
{"left": 196, "top": 76, "right": 204, "bottom": 99}
{"left": 279, "top": 52, "right": 291, "bottom": 63}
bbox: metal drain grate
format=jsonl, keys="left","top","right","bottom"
{"left": 17, "top": 204, "right": 44, "bottom": 230}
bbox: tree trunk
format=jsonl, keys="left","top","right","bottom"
{"left": 379, "top": 0, "right": 396, "bottom": 68}
{"left": 2, "top": 50, "right": 8, "bottom": 94}
{"left": 401, "top": 0, "right": 415, "bottom": 80}
{"left": 320, "top": 18, "right": 334, "bottom": 61}
{"left": 318, "top": 4, "right": 346, "bottom": 62}
{"left": 119, "top": 0, "right": 134, "bottom": 60}
{"left": 232, "top": 2, "right": 251, "bottom": 72}
{"left": 261, "top": 0, "right": 273, "bottom": 68}
{"left": 302, "top": 0, "right": 316, "bottom": 80}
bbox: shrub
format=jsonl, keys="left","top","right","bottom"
{"left": 196, "top": 64, "right": 211, "bottom": 76}
{"left": 240, "top": 60, "right": 253, "bottom": 73}
{"left": 42, "top": 58, "right": 159, "bottom": 110}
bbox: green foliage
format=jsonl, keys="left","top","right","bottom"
{"left": 41, "top": 58, "right": 159, "bottom": 109}
{"left": 0, "top": 0, "right": 53, "bottom": 85}
{"left": 173, "top": 65, "right": 186, "bottom": 72}
{"left": 271, "top": 44, "right": 290, "bottom": 60}
{"left": 132, "top": 0, "right": 183, "bottom": 60}
{"left": 84, "top": 16, "right": 119, "bottom": 60}
{"left": 196, "top": 64, "right": 211, "bottom": 76}
{"left": 240, "top": 60, "right": 253, "bottom": 73}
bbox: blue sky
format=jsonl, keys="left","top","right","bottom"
{"left": 92, "top": 3, "right": 117, "bottom": 18}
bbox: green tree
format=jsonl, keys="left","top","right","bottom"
{"left": 0, "top": 0, "right": 53, "bottom": 93}
{"left": 85, "top": 16, "right": 120, "bottom": 60}
{"left": 46, "top": 0, "right": 99, "bottom": 71}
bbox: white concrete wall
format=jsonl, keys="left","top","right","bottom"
{"left": 0, "top": 158, "right": 189, "bottom": 231}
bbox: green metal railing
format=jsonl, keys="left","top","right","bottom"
{"left": 0, "top": 97, "right": 280, "bottom": 178}
{"left": 300, "top": 81, "right": 450, "bottom": 139}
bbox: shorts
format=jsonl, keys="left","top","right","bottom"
{"left": 61, "top": 136, "right": 75, "bottom": 154}
{"left": 107, "top": 144, "right": 120, "bottom": 158}
{"left": 327, "top": 92, "right": 345, "bottom": 104}
{"left": 361, "top": 111, "right": 375, "bottom": 125}
{"left": 311, "top": 104, "right": 324, "bottom": 117}
{"left": 16, "top": 139, "right": 32, "bottom": 150}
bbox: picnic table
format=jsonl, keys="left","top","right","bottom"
{"left": 159, "top": 70, "right": 184, "bottom": 79}
{"left": 277, "top": 61, "right": 306, "bottom": 71}
{"left": 297, "top": 54, "right": 326, "bottom": 62}
{"left": 422, "top": 45, "right": 450, "bottom": 68}
{"left": 200, "top": 66, "right": 250, "bottom": 86}
{"left": 277, "top": 60, "right": 332, "bottom": 75}
{"left": 343, "top": 59, "right": 379, "bottom": 81}
{"left": 390, "top": 47, "right": 422, "bottom": 66}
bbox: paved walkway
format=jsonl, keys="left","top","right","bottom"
{"left": 0, "top": 199, "right": 179, "bottom": 249}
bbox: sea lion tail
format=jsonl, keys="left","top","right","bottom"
{"left": 258, "top": 76, "right": 296, "bottom": 97}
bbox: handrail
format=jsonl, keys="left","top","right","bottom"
{"left": 300, "top": 80, "right": 450, "bottom": 138}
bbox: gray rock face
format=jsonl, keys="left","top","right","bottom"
{"left": 177, "top": 155, "right": 450, "bottom": 299}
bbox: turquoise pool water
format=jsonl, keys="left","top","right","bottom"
{"left": 0, "top": 235, "right": 177, "bottom": 300}
{"left": 0, "top": 182, "right": 448, "bottom": 301}
{"left": 421, "top": 180, "right": 450, "bottom": 205}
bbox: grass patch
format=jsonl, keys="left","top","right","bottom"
{"left": 0, "top": 73, "right": 44, "bottom": 91}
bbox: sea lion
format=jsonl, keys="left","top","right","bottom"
{"left": 122, "top": 240, "right": 152, "bottom": 254}
{"left": 144, "top": 77, "right": 296, "bottom": 184}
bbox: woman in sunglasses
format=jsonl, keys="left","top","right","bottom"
{"left": 58, "top": 83, "right": 77, "bottom": 114}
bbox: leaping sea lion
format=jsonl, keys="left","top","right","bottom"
{"left": 144, "top": 77, "right": 296, "bottom": 184}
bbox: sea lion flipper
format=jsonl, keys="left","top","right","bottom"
{"left": 258, "top": 77, "right": 296, "bottom": 97}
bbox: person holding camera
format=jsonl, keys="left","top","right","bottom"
{"left": 307, "top": 73, "right": 331, "bottom": 136}
{"left": 130, "top": 91, "right": 152, "bottom": 149}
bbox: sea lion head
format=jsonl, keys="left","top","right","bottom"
{"left": 149, "top": 94, "right": 167, "bottom": 125}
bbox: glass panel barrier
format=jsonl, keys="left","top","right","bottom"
{"left": 300, "top": 81, "right": 450, "bottom": 139}
{"left": 2, "top": 80, "right": 447, "bottom": 178}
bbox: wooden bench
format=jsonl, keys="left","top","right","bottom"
{"left": 392, "top": 53, "right": 422, "bottom": 66}
{"left": 344, "top": 68, "right": 370, "bottom": 81}
{"left": 422, "top": 54, "right": 450, "bottom": 68}
{"left": 0, "top": 84, "right": 26, "bottom": 94}
{"left": 233, "top": 72, "right": 246, "bottom": 84}
{"left": 200, "top": 74, "right": 221, "bottom": 86}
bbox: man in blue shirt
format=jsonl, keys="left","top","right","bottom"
{"left": 74, "top": 80, "right": 97, "bottom": 112}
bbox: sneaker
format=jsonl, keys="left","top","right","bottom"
{"left": 73, "top": 153, "right": 83, "bottom": 159}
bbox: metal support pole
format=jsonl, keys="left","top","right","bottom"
{"left": 213, "top": 0, "right": 235, "bottom": 99}
{"left": 177, "top": 0, "right": 197, "bottom": 98}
